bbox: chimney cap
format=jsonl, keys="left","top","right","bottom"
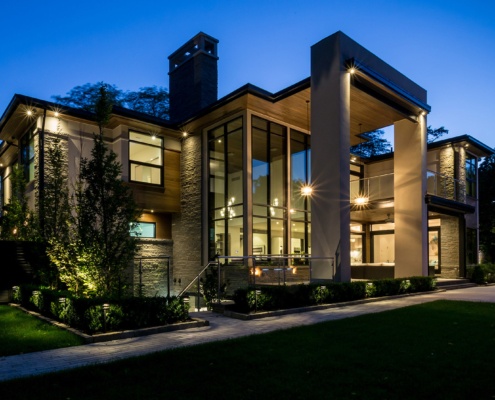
{"left": 168, "top": 32, "right": 219, "bottom": 72}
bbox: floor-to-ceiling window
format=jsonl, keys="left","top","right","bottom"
{"left": 252, "top": 116, "right": 287, "bottom": 255}
{"left": 371, "top": 222, "right": 395, "bottom": 263}
{"left": 208, "top": 117, "right": 243, "bottom": 259}
{"left": 290, "top": 129, "right": 311, "bottom": 257}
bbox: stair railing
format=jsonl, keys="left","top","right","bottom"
{"left": 178, "top": 261, "right": 219, "bottom": 310}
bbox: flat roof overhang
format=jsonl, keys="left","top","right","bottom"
{"left": 425, "top": 194, "right": 475, "bottom": 215}
{"left": 0, "top": 95, "right": 181, "bottom": 156}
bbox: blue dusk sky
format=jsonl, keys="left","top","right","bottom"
{"left": 1, "top": 0, "right": 494, "bottom": 147}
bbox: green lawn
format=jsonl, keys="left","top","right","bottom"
{"left": 1, "top": 300, "right": 494, "bottom": 399}
{"left": 0, "top": 305, "right": 85, "bottom": 356}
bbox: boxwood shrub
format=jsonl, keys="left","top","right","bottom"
{"left": 230, "top": 276, "right": 436, "bottom": 313}
{"left": 11, "top": 285, "right": 189, "bottom": 334}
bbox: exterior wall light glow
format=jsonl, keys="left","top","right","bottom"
{"left": 182, "top": 131, "right": 188, "bottom": 138}
{"left": 354, "top": 195, "right": 369, "bottom": 206}
{"left": 349, "top": 67, "right": 356, "bottom": 74}
{"left": 54, "top": 112, "right": 60, "bottom": 117}
{"left": 27, "top": 110, "right": 33, "bottom": 116}
{"left": 301, "top": 185, "right": 313, "bottom": 196}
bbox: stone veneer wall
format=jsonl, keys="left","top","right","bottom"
{"left": 171, "top": 134, "right": 202, "bottom": 293}
{"left": 440, "top": 215, "right": 460, "bottom": 278}
{"left": 439, "top": 146, "right": 455, "bottom": 199}
{"left": 133, "top": 239, "right": 174, "bottom": 297}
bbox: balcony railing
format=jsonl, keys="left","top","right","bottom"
{"left": 426, "top": 170, "right": 466, "bottom": 202}
{"left": 350, "top": 171, "right": 466, "bottom": 205}
{"left": 350, "top": 173, "right": 394, "bottom": 205}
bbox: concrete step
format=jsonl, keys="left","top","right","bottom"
{"left": 436, "top": 279, "right": 476, "bottom": 290}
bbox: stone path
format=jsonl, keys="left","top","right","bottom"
{"left": 1, "top": 285, "right": 494, "bottom": 382}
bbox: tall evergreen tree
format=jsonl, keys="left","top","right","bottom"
{"left": 76, "top": 86, "right": 141, "bottom": 295}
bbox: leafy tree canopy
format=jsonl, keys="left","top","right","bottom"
{"left": 427, "top": 126, "right": 449, "bottom": 143}
{"left": 350, "top": 130, "right": 392, "bottom": 158}
{"left": 52, "top": 82, "right": 169, "bottom": 119}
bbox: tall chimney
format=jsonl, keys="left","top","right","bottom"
{"left": 168, "top": 32, "right": 219, "bottom": 123}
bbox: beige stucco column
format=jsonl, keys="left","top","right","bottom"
{"left": 394, "top": 116, "right": 428, "bottom": 277}
{"left": 310, "top": 33, "right": 351, "bottom": 281}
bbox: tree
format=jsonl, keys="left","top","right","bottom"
{"left": 427, "top": 126, "right": 449, "bottom": 143}
{"left": 40, "top": 123, "right": 71, "bottom": 242}
{"left": 350, "top": 130, "right": 392, "bottom": 158}
{"left": 122, "top": 85, "right": 169, "bottom": 118}
{"left": 479, "top": 154, "right": 495, "bottom": 262}
{"left": 76, "top": 86, "right": 141, "bottom": 295}
{"left": 52, "top": 82, "right": 124, "bottom": 112}
{"left": 52, "top": 83, "right": 170, "bottom": 119}
{"left": 0, "top": 165, "right": 38, "bottom": 240}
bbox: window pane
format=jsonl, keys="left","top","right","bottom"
{"left": 130, "top": 131, "right": 163, "bottom": 146}
{"left": 130, "top": 142, "right": 162, "bottom": 165}
{"left": 209, "top": 137, "right": 225, "bottom": 209}
{"left": 271, "top": 219, "right": 285, "bottom": 254}
{"left": 372, "top": 234, "right": 395, "bottom": 263}
{"left": 252, "top": 127, "right": 268, "bottom": 204}
{"left": 227, "top": 129, "right": 243, "bottom": 207}
{"left": 253, "top": 217, "right": 267, "bottom": 255}
{"left": 270, "top": 132, "right": 285, "bottom": 207}
{"left": 130, "top": 163, "right": 161, "bottom": 184}
{"left": 130, "top": 222, "right": 156, "bottom": 238}
{"left": 351, "top": 234, "right": 363, "bottom": 263}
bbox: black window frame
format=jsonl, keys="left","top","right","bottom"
{"left": 128, "top": 130, "right": 164, "bottom": 187}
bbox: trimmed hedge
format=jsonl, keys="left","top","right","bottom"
{"left": 11, "top": 286, "right": 189, "bottom": 334}
{"left": 467, "top": 264, "right": 495, "bottom": 284}
{"left": 230, "top": 276, "right": 436, "bottom": 313}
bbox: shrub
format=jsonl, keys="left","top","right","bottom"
{"left": 469, "top": 265, "right": 486, "bottom": 284}
{"left": 230, "top": 276, "right": 436, "bottom": 313}
{"left": 408, "top": 276, "right": 436, "bottom": 292}
{"left": 372, "top": 279, "right": 404, "bottom": 297}
{"left": 10, "top": 285, "right": 189, "bottom": 334}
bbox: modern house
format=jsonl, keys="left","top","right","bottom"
{"left": 0, "top": 31, "right": 492, "bottom": 296}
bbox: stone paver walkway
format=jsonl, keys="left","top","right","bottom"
{"left": 1, "top": 285, "right": 494, "bottom": 382}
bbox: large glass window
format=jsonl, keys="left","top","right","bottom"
{"left": 208, "top": 117, "right": 244, "bottom": 259}
{"left": 371, "top": 223, "right": 395, "bottom": 263}
{"left": 129, "top": 131, "right": 163, "bottom": 185}
{"left": 20, "top": 127, "right": 35, "bottom": 182}
{"left": 290, "top": 129, "right": 311, "bottom": 255}
{"left": 252, "top": 116, "right": 287, "bottom": 255}
{"left": 465, "top": 154, "right": 477, "bottom": 197}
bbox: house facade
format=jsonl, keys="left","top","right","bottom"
{"left": 0, "top": 31, "right": 492, "bottom": 295}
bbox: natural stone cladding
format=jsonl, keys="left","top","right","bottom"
{"left": 439, "top": 215, "right": 460, "bottom": 278}
{"left": 172, "top": 134, "right": 202, "bottom": 293}
{"left": 133, "top": 239, "right": 173, "bottom": 297}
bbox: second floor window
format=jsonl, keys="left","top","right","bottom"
{"left": 129, "top": 131, "right": 163, "bottom": 185}
{"left": 465, "top": 154, "right": 477, "bottom": 197}
{"left": 21, "top": 128, "right": 35, "bottom": 182}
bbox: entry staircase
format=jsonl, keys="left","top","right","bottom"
{"left": 436, "top": 278, "right": 477, "bottom": 290}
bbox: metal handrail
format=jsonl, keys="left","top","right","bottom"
{"left": 178, "top": 261, "right": 219, "bottom": 297}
